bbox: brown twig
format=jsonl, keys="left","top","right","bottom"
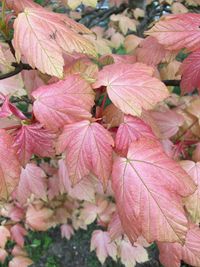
{"left": 84, "top": 4, "right": 128, "bottom": 28}
{"left": 11, "top": 96, "right": 33, "bottom": 105}
{"left": 163, "top": 80, "right": 181, "bottom": 86}
{"left": 0, "top": 62, "right": 32, "bottom": 80}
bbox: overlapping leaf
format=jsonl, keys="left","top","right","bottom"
{"left": 58, "top": 159, "right": 96, "bottom": 202}
{"left": 93, "top": 63, "right": 169, "bottom": 116}
{"left": 13, "top": 7, "right": 96, "bottom": 77}
{"left": 136, "top": 36, "right": 172, "bottom": 66}
{"left": 32, "top": 75, "right": 95, "bottom": 130}
{"left": 120, "top": 238, "right": 148, "bottom": 267}
{"left": 90, "top": 230, "right": 117, "bottom": 264}
{"left": 112, "top": 138, "right": 196, "bottom": 243}
{"left": 16, "top": 163, "right": 47, "bottom": 205}
{"left": 12, "top": 122, "right": 56, "bottom": 165}
{"left": 56, "top": 120, "right": 114, "bottom": 189}
{"left": 115, "top": 115, "right": 156, "bottom": 156}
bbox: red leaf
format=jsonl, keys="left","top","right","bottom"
{"left": 180, "top": 50, "right": 200, "bottom": 94}
{"left": 12, "top": 122, "right": 56, "bottom": 165}
{"left": 0, "top": 130, "right": 20, "bottom": 200}
{"left": 57, "top": 120, "right": 114, "bottom": 189}
{"left": 112, "top": 138, "right": 196, "bottom": 243}
{"left": 32, "top": 75, "right": 95, "bottom": 131}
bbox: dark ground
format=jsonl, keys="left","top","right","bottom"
{"left": 0, "top": 223, "right": 192, "bottom": 267}
{"left": 30, "top": 225, "right": 161, "bottom": 267}
{"left": 28, "top": 224, "right": 193, "bottom": 267}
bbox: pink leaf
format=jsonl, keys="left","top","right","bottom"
{"left": 57, "top": 120, "right": 114, "bottom": 189}
{"left": 9, "top": 256, "right": 33, "bottom": 267}
{"left": 0, "top": 226, "right": 10, "bottom": 248}
{"left": 150, "top": 109, "right": 184, "bottom": 139}
{"left": 32, "top": 75, "right": 94, "bottom": 131}
{"left": 115, "top": 115, "right": 156, "bottom": 156}
{"left": 0, "top": 130, "right": 21, "bottom": 200}
{"left": 26, "top": 205, "right": 54, "bottom": 231}
{"left": 112, "top": 138, "right": 196, "bottom": 243}
{"left": 11, "top": 245, "right": 27, "bottom": 257}
{"left": 16, "top": 163, "right": 47, "bottom": 205}
{"left": 158, "top": 223, "right": 200, "bottom": 267}
{"left": 61, "top": 224, "right": 74, "bottom": 240}
{"left": 136, "top": 36, "right": 172, "bottom": 66}
{"left": 0, "top": 249, "right": 8, "bottom": 263}
{"left": 146, "top": 13, "right": 200, "bottom": 51}
{"left": 180, "top": 160, "right": 200, "bottom": 223}
{"left": 108, "top": 212, "right": 124, "bottom": 240}
{"left": 22, "top": 70, "right": 45, "bottom": 96}
{"left": 6, "top": 0, "right": 40, "bottom": 13}
{"left": 12, "top": 122, "right": 56, "bottom": 165}
{"left": 80, "top": 197, "right": 115, "bottom": 225}
{"left": 47, "top": 176, "right": 60, "bottom": 200}
{"left": 0, "top": 75, "right": 24, "bottom": 97}
{"left": 107, "top": 54, "right": 136, "bottom": 64}
{"left": 93, "top": 63, "right": 169, "bottom": 116}
{"left": 0, "top": 204, "right": 24, "bottom": 222}
{"left": 10, "top": 224, "right": 27, "bottom": 247}
{"left": 90, "top": 230, "right": 117, "bottom": 264}
{"left": 13, "top": 7, "right": 96, "bottom": 77}
{"left": 120, "top": 238, "right": 148, "bottom": 267}
{"left": 58, "top": 159, "right": 95, "bottom": 202}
